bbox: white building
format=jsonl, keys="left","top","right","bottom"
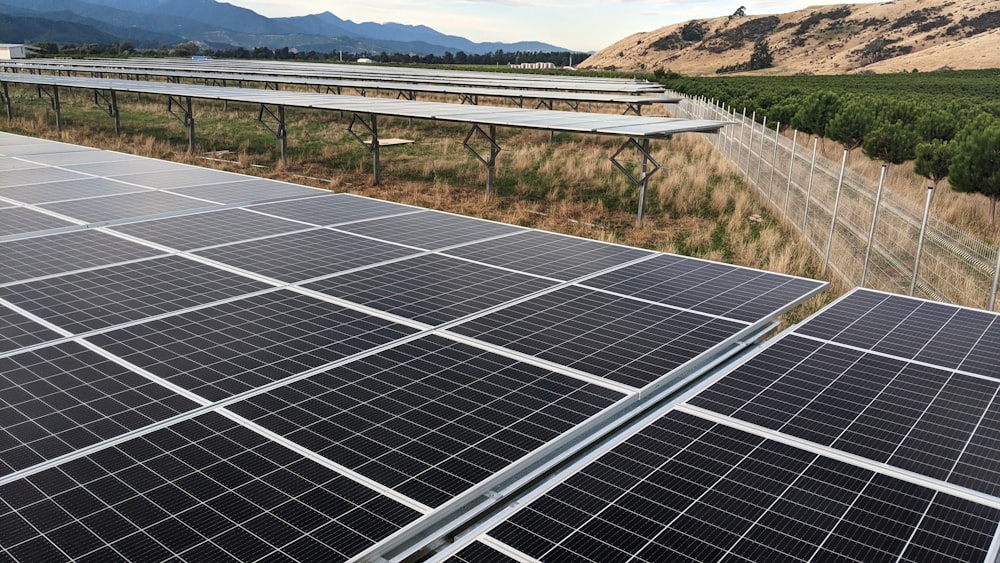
{"left": 509, "top": 61, "right": 556, "bottom": 70}
{"left": 0, "top": 44, "right": 27, "bottom": 59}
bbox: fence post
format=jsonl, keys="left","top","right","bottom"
{"left": 823, "top": 149, "right": 849, "bottom": 276}
{"left": 784, "top": 130, "right": 798, "bottom": 217}
{"left": 747, "top": 111, "right": 757, "bottom": 178}
{"left": 767, "top": 122, "right": 780, "bottom": 202}
{"left": 802, "top": 138, "right": 819, "bottom": 233}
{"left": 756, "top": 116, "right": 767, "bottom": 187}
{"left": 911, "top": 185, "right": 934, "bottom": 296}
{"left": 991, "top": 242, "right": 1000, "bottom": 310}
{"left": 861, "top": 165, "right": 887, "bottom": 287}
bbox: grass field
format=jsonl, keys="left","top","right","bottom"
{"left": 0, "top": 84, "right": 842, "bottom": 325}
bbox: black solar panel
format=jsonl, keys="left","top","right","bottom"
{"left": 449, "top": 285, "right": 746, "bottom": 388}
{"left": 164, "top": 179, "right": 321, "bottom": 204}
{"left": 0, "top": 305, "right": 63, "bottom": 353}
{"left": 0, "top": 412, "right": 422, "bottom": 561}
{"left": 0, "top": 207, "right": 75, "bottom": 236}
{"left": 302, "top": 254, "right": 557, "bottom": 325}
{"left": 0, "top": 341, "right": 199, "bottom": 475}
{"left": 108, "top": 208, "right": 306, "bottom": 251}
{"left": 444, "top": 230, "right": 653, "bottom": 280}
{"left": 333, "top": 211, "right": 525, "bottom": 250}
{"left": 105, "top": 167, "right": 245, "bottom": 189}
{"left": 193, "top": 229, "right": 421, "bottom": 283}
{"left": 446, "top": 541, "right": 519, "bottom": 563}
{"left": 0, "top": 177, "right": 150, "bottom": 205}
{"left": 484, "top": 410, "right": 1000, "bottom": 563}
{"left": 39, "top": 191, "right": 219, "bottom": 223}
{"left": 0, "top": 166, "right": 89, "bottom": 188}
{"left": 248, "top": 194, "right": 417, "bottom": 226}
{"left": 0, "top": 230, "right": 165, "bottom": 286}
{"left": 229, "top": 334, "right": 623, "bottom": 507}
{"left": 86, "top": 290, "right": 419, "bottom": 402}
{"left": 0, "top": 255, "right": 273, "bottom": 334}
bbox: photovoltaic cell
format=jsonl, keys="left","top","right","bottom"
{"left": 443, "top": 230, "right": 653, "bottom": 280}
{"left": 0, "top": 177, "right": 150, "bottom": 205}
{"left": 0, "top": 166, "right": 90, "bottom": 188}
{"left": 106, "top": 168, "right": 246, "bottom": 189}
{"left": 0, "top": 412, "right": 422, "bottom": 561}
{"left": 333, "top": 211, "right": 525, "bottom": 250}
{"left": 193, "top": 229, "right": 420, "bottom": 283}
{"left": 62, "top": 158, "right": 189, "bottom": 177}
{"left": 248, "top": 194, "right": 416, "bottom": 226}
{"left": 0, "top": 230, "right": 165, "bottom": 286}
{"left": 0, "top": 158, "right": 45, "bottom": 172}
{"left": 485, "top": 410, "right": 1000, "bottom": 563}
{"left": 108, "top": 208, "right": 306, "bottom": 251}
{"left": 580, "top": 254, "right": 825, "bottom": 323}
{"left": 0, "top": 255, "right": 273, "bottom": 334}
{"left": 0, "top": 207, "right": 75, "bottom": 237}
{"left": 0, "top": 305, "right": 62, "bottom": 353}
{"left": 229, "top": 334, "right": 624, "bottom": 507}
{"left": 0, "top": 341, "right": 198, "bottom": 475}
{"left": 302, "top": 254, "right": 557, "bottom": 325}
{"left": 86, "top": 290, "right": 419, "bottom": 402}
{"left": 39, "top": 191, "right": 219, "bottom": 223}
{"left": 164, "top": 179, "right": 321, "bottom": 204}
{"left": 449, "top": 285, "right": 746, "bottom": 388}
{"left": 446, "top": 541, "right": 519, "bottom": 563}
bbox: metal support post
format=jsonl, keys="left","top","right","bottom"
{"left": 991, "top": 241, "right": 1000, "bottom": 311}
{"left": 739, "top": 109, "right": 747, "bottom": 173}
{"left": 911, "top": 185, "right": 934, "bottom": 296}
{"left": 167, "top": 95, "right": 195, "bottom": 153}
{"left": 624, "top": 102, "right": 642, "bottom": 116}
{"left": 823, "top": 149, "right": 849, "bottom": 275}
{"left": 756, "top": 116, "right": 767, "bottom": 188}
{"left": 783, "top": 130, "right": 798, "bottom": 217}
{"left": 767, "top": 122, "right": 780, "bottom": 202}
{"left": 348, "top": 113, "right": 381, "bottom": 185}
{"left": 1, "top": 81, "right": 11, "bottom": 120}
{"left": 801, "top": 139, "right": 819, "bottom": 232}
{"left": 611, "top": 137, "right": 662, "bottom": 226}
{"left": 536, "top": 99, "right": 553, "bottom": 111}
{"left": 463, "top": 124, "right": 502, "bottom": 196}
{"left": 257, "top": 104, "right": 288, "bottom": 163}
{"left": 861, "top": 165, "right": 887, "bottom": 287}
{"left": 94, "top": 89, "right": 121, "bottom": 135}
{"left": 37, "top": 84, "right": 61, "bottom": 131}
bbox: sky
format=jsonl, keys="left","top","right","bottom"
{"left": 230, "top": 0, "right": 885, "bottom": 52}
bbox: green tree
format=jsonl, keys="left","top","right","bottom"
{"left": 749, "top": 39, "right": 773, "bottom": 70}
{"left": 915, "top": 108, "right": 957, "bottom": 143}
{"left": 790, "top": 91, "right": 841, "bottom": 136}
{"left": 862, "top": 120, "right": 919, "bottom": 164}
{"left": 949, "top": 118, "right": 1000, "bottom": 230}
{"left": 826, "top": 98, "right": 873, "bottom": 151}
{"left": 914, "top": 139, "right": 953, "bottom": 188}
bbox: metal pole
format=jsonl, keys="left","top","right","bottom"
{"left": 861, "top": 165, "right": 888, "bottom": 287}
{"left": 1, "top": 81, "right": 11, "bottom": 120}
{"left": 801, "top": 138, "right": 819, "bottom": 233}
{"left": 278, "top": 105, "right": 287, "bottom": 163}
{"left": 185, "top": 97, "right": 194, "bottom": 153}
{"left": 823, "top": 149, "right": 849, "bottom": 276}
{"left": 372, "top": 114, "right": 381, "bottom": 186}
{"left": 486, "top": 124, "right": 497, "bottom": 196}
{"left": 746, "top": 111, "right": 756, "bottom": 176}
{"left": 911, "top": 185, "right": 935, "bottom": 296}
{"left": 637, "top": 138, "right": 650, "bottom": 226}
{"left": 991, "top": 237, "right": 1000, "bottom": 310}
{"left": 756, "top": 116, "right": 767, "bottom": 188}
{"left": 53, "top": 85, "right": 61, "bottom": 132}
{"left": 739, "top": 108, "right": 747, "bottom": 172}
{"left": 767, "top": 121, "right": 780, "bottom": 202}
{"left": 784, "top": 130, "right": 798, "bottom": 217}
{"left": 110, "top": 90, "right": 120, "bottom": 136}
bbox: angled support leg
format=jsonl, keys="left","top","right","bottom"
{"left": 611, "top": 137, "right": 661, "bottom": 226}
{"left": 348, "top": 113, "right": 381, "bottom": 185}
{"left": 167, "top": 95, "right": 195, "bottom": 153}
{"left": 257, "top": 104, "right": 288, "bottom": 163}
{"left": 464, "top": 124, "right": 502, "bottom": 196}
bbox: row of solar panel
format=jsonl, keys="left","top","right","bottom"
{"left": 1, "top": 133, "right": 833, "bottom": 561}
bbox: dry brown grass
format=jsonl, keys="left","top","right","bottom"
{"left": 1, "top": 86, "right": 840, "bottom": 326}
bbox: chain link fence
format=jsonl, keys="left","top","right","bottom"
{"left": 673, "top": 95, "right": 1000, "bottom": 313}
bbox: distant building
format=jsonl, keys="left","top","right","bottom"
{"left": 0, "top": 44, "right": 27, "bottom": 59}
{"left": 509, "top": 61, "right": 556, "bottom": 70}
{"left": 356, "top": 58, "right": 374, "bottom": 64}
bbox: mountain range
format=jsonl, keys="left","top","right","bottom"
{"left": 580, "top": 0, "right": 999, "bottom": 75}
{"left": 0, "top": 0, "right": 569, "bottom": 55}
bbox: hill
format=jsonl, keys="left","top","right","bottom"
{"left": 0, "top": 0, "right": 568, "bottom": 55}
{"left": 579, "top": 0, "right": 1000, "bottom": 75}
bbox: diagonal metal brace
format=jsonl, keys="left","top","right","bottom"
{"left": 36, "top": 84, "right": 61, "bottom": 131}
{"left": 348, "top": 113, "right": 382, "bottom": 185}
{"left": 93, "top": 89, "right": 121, "bottom": 135}
{"left": 166, "top": 95, "right": 196, "bottom": 153}
{"left": 1, "top": 81, "right": 11, "bottom": 120}
{"left": 610, "top": 137, "right": 661, "bottom": 225}
{"left": 464, "top": 124, "right": 502, "bottom": 196}
{"left": 257, "top": 104, "right": 288, "bottom": 162}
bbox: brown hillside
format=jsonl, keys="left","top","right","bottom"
{"left": 579, "top": 0, "right": 1000, "bottom": 75}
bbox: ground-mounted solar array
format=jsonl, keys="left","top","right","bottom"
{"left": 448, "top": 288, "right": 1000, "bottom": 563}
{"left": 21, "top": 129, "right": 1000, "bottom": 563}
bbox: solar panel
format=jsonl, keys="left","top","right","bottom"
{"left": 482, "top": 410, "right": 1000, "bottom": 563}
{"left": 248, "top": 194, "right": 419, "bottom": 227}
{"left": 0, "top": 255, "right": 274, "bottom": 334}
{"left": 0, "top": 207, "right": 76, "bottom": 237}
{"left": 0, "top": 230, "right": 165, "bottom": 286}
{"left": 1, "top": 133, "right": 841, "bottom": 562}
{"left": 302, "top": 254, "right": 558, "bottom": 326}
{"left": 443, "top": 230, "right": 653, "bottom": 280}
{"left": 0, "top": 166, "right": 90, "bottom": 188}
{"left": 0, "top": 177, "right": 151, "bottom": 205}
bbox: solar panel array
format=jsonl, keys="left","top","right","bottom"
{"left": 0, "top": 132, "right": 825, "bottom": 561}
{"left": 451, "top": 288, "right": 1000, "bottom": 562}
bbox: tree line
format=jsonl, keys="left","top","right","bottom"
{"left": 660, "top": 71, "right": 1000, "bottom": 229}
{"left": 29, "top": 42, "right": 588, "bottom": 68}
